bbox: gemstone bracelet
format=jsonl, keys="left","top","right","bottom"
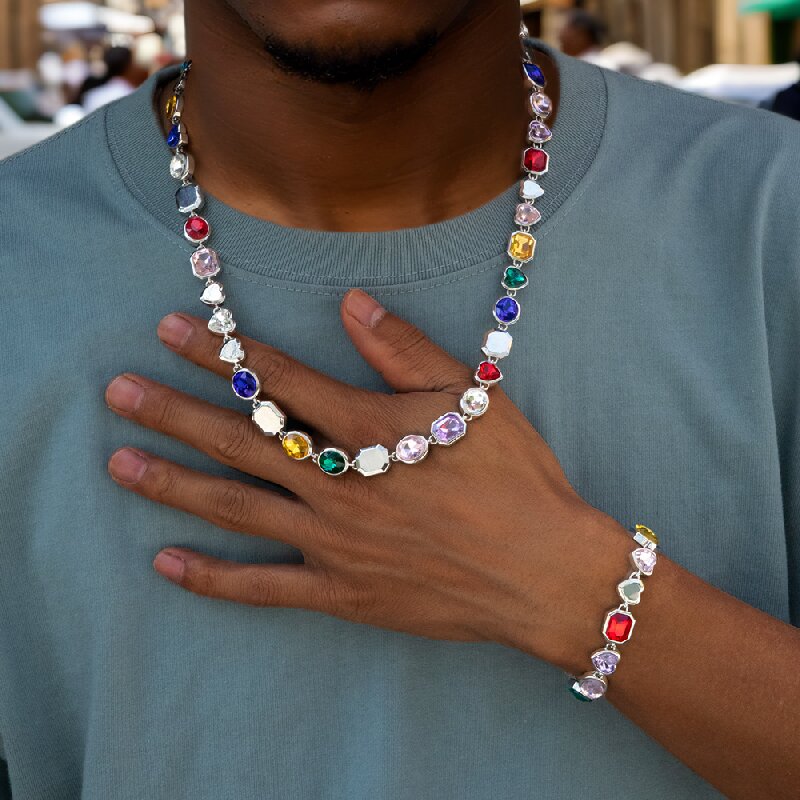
{"left": 163, "top": 30, "right": 552, "bottom": 478}
{"left": 569, "top": 525, "right": 660, "bottom": 702}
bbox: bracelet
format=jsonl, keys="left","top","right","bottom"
{"left": 569, "top": 524, "right": 660, "bottom": 702}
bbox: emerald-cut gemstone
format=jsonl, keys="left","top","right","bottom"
{"left": 503, "top": 267, "right": 528, "bottom": 290}
{"left": 318, "top": 448, "right": 348, "bottom": 476}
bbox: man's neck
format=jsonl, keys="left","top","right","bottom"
{"left": 176, "top": 0, "right": 557, "bottom": 232}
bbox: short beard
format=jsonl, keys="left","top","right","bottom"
{"left": 262, "top": 31, "right": 439, "bottom": 91}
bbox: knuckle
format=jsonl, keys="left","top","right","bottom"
{"left": 385, "top": 325, "right": 429, "bottom": 363}
{"left": 208, "top": 413, "right": 257, "bottom": 465}
{"left": 150, "top": 388, "right": 185, "bottom": 431}
{"left": 210, "top": 482, "right": 252, "bottom": 530}
{"left": 187, "top": 565, "right": 218, "bottom": 597}
{"left": 148, "top": 462, "right": 180, "bottom": 503}
{"left": 330, "top": 580, "right": 375, "bottom": 622}
{"left": 250, "top": 350, "right": 293, "bottom": 396}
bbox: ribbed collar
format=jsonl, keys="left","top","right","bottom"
{"left": 105, "top": 41, "right": 607, "bottom": 287}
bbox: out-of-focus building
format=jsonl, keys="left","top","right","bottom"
{"left": 521, "top": 0, "right": 800, "bottom": 71}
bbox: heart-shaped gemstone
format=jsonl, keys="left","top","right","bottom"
{"left": 631, "top": 547, "right": 657, "bottom": 576}
{"left": 591, "top": 649, "right": 620, "bottom": 676}
{"left": 617, "top": 578, "right": 644, "bottom": 605}
{"left": 208, "top": 308, "right": 235, "bottom": 335}
{"left": 200, "top": 282, "right": 225, "bottom": 305}
{"left": 476, "top": 361, "right": 502, "bottom": 383}
{"left": 219, "top": 338, "right": 244, "bottom": 363}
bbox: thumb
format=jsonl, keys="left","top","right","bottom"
{"left": 341, "top": 289, "right": 471, "bottom": 393}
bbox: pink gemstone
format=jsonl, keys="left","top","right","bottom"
{"left": 530, "top": 92, "right": 552, "bottom": 118}
{"left": 190, "top": 247, "right": 220, "bottom": 278}
{"left": 431, "top": 412, "right": 467, "bottom": 446}
{"left": 396, "top": 435, "right": 429, "bottom": 464}
{"left": 528, "top": 121, "right": 552, "bottom": 144}
{"left": 576, "top": 675, "right": 607, "bottom": 700}
{"left": 515, "top": 203, "right": 541, "bottom": 226}
{"left": 632, "top": 548, "right": 657, "bottom": 575}
{"left": 591, "top": 649, "right": 620, "bottom": 675}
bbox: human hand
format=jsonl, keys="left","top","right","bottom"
{"left": 106, "top": 289, "right": 629, "bottom": 671}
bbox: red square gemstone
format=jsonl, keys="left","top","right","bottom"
{"left": 523, "top": 148, "right": 549, "bottom": 174}
{"left": 604, "top": 611, "right": 634, "bottom": 643}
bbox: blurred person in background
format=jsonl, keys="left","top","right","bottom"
{"left": 761, "top": 51, "right": 800, "bottom": 121}
{"left": 0, "top": 1, "right": 799, "bottom": 799}
{"left": 80, "top": 46, "right": 145, "bottom": 113}
{"left": 558, "top": 9, "right": 606, "bottom": 62}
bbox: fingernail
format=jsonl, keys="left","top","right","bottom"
{"left": 108, "top": 448, "right": 148, "bottom": 483}
{"left": 106, "top": 375, "right": 145, "bottom": 413}
{"left": 153, "top": 549, "right": 186, "bottom": 583}
{"left": 158, "top": 313, "right": 193, "bottom": 349}
{"left": 345, "top": 289, "right": 386, "bottom": 328}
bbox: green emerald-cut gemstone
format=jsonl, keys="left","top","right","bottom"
{"left": 318, "top": 449, "right": 348, "bottom": 475}
{"left": 569, "top": 682, "right": 592, "bottom": 702}
{"left": 502, "top": 266, "right": 528, "bottom": 290}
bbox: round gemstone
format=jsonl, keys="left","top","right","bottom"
{"left": 503, "top": 267, "right": 528, "bottom": 290}
{"left": 460, "top": 387, "right": 490, "bottom": 417}
{"left": 528, "top": 121, "right": 553, "bottom": 144}
{"left": 570, "top": 674, "right": 607, "bottom": 701}
{"left": 283, "top": 431, "right": 312, "bottom": 460}
{"left": 530, "top": 92, "right": 552, "bottom": 118}
{"left": 523, "top": 61, "right": 546, "bottom": 88}
{"left": 191, "top": 247, "right": 220, "bottom": 278}
{"left": 184, "top": 216, "right": 209, "bottom": 243}
{"left": 523, "top": 148, "right": 549, "bottom": 174}
{"left": 604, "top": 610, "right": 635, "bottom": 643}
{"left": 318, "top": 448, "right": 348, "bottom": 476}
{"left": 591, "top": 649, "right": 621, "bottom": 676}
{"left": 476, "top": 361, "right": 502, "bottom": 383}
{"left": 494, "top": 296, "right": 521, "bottom": 325}
{"left": 231, "top": 368, "right": 259, "bottom": 400}
{"left": 431, "top": 412, "right": 467, "bottom": 446}
{"left": 395, "top": 435, "right": 429, "bottom": 464}
{"left": 515, "top": 203, "right": 541, "bottom": 226}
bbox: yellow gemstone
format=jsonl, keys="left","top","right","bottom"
{"left": 165, "top": 94, "right": 178, "bottom": 119}
{"left": 282, "top": 431, "right": 312, "bottom": 460}
{"left": 635, "top": 524, "right": 659, "bottom": 546}
{"left": 508, "top": 232, "right": 536, "bottom": 262}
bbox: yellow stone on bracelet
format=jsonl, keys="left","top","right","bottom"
{"left": 282, "top": 431, "right": 312, "bottom": 461}
{"left": 165, "top": 94, "right": 178, "bottom": 119}
{"left": 635, "top": 524, "right": 659, "bottom": 546}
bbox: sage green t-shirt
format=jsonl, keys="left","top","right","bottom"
{"left": 1, "top": 45, "right": 798, "bottom": 799}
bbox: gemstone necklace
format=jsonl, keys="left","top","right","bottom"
{"left": 164, "top": 28, "right": 552, "bottom": 478}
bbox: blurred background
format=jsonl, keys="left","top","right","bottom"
{"left": 0, "top": 0, "right": 799, "bottom": 158}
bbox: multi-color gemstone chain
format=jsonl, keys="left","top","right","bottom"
{"left": 163, "top": 39, "right": 552, "bottom": 478}
{"left": 569, "top": 525, "right": 660, "bottom": 701}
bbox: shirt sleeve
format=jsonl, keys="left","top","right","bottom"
{"left": 760, "top": 127, "right": 800, "bottom": 626}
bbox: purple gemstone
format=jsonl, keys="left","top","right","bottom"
{"left": 577, "top": 675, "right": 607, "bottom": 700}
{"left": 530, "top": 92, "right": 552, "bottom": 118}
{"left": 190, "top": 247, "right": 220, "bottom": 279}
{"left": 515, "top": 203, "right": 541, "bottom": 226}
{"left": 591, "top": 649, "right": 620, "bottom": 676}
{"left": 431, "top": 413, "right": 467, "bottom": 446}
{"left": 528, "top": 121, "right": 552, "bottom": 144}
{"left": 494, "top": 296, "right": 520, "bottom": 324}
{"left": 231, "top": 368, "right": 259, "bottom": 399}
{"left": 396, "top": 435, "right": 429, "bottom": 464}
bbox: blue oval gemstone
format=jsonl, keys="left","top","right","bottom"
{"left": 494, "top": 297, "right": 521, "bottom": 324}
{"left": 523, "top": 62, "right": 546, "bottom": 88}
{"left": 167, "top": 125, "right": 180, "bottom": 148}
{"left": 232, "top": 369, "right": 259, "bottom": 399}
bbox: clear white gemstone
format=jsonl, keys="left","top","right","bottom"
{"left": 169, "top": 152, "right": 194, "bottom": 180}
{"left": 481, "top": 330, "right": 513, "bottom": 359}
{"left": 460, "top": 388, "right": 490, "bottom": 417}
{"left": 617, "top": 578, "right": 644, "bottom": 605}
{"left": 200, "top": 282, "right": 225, "bottom": 306}
{"left": 520, "top": 179, "right": 544, "bottom": 200}
{"left": 631, "top": 548, "right": 657, "bottom": 576}
{"left": 219, "top": 338, "right": 244, "bottom": 363}
{"left": 208, "top": 308, "right": 235, "bottom": 335}
{"left": 353, "top": 445, "right": 391, "bottom": 477}
{"left": 252, "top": 401, "right": 286, "bottom": 436}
